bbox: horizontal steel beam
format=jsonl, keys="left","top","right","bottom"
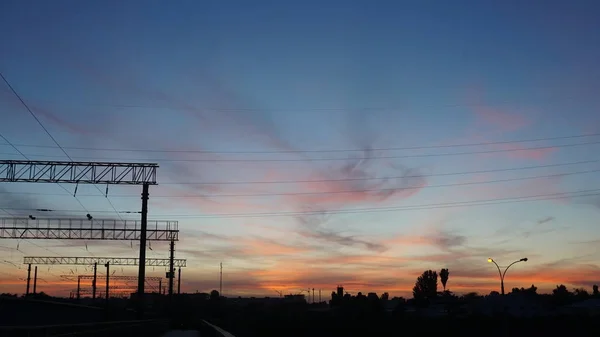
{"left": 0, "top": 218, "right": 178, "bottom": 241}
{"left": 0, "top": 160, "right": 158, "bottom": 184}
{"left": 61, "top": 275, "right": 163, "bottom": 282}
{"left": 24, "top": 256, "right": 187, "bottom": 267}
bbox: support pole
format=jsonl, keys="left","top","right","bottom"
{"left": 137, "top": 183, "right": 149, "bottom": 318}
{"left": 105, "top": 262, "right": 110, "bottom": 301}
{"left": 219, "top": 262, "right": 223, "bottom": 296}
{"left": 158, "top": 279, "right": 162, "bottom": 295}
{"left": 77, "top": 276, "right": 81, "bottom": 300}
{"left": 92, "top": 262, "right": 97, "bottom": 299}
{"left": 25, "top": 264, "right": 31, "bottom": 296}
{"left": 33, "top": 266, "right": 38, "bottom": 294}
{"left": 168, "top": 239, "right": 175, "bottom": 297}
{"left": 177, "top": 267, "right": 181, "bottom": 295}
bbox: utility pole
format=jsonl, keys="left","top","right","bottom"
{"left": 92, "top": 262, "right": 97, "bottom": 299}
{"left": 319, "top": 289, "right": 321, "bottom": 303}
{"left": 137, "top": 183, "right": 149, "bottom": 319}
{"left": 25, "top": 264, "right": 31, "bottom": 296}
{"left": 33, "top": 266, "right": 38, "bottom": 294}
{"left": 77, "top": 276, "right": 81, "bottom": 300}
{"left": 312, "top": 288, "right": 315, "bottom": 304}
{"left": 219, "top": 262, "right": 223, "bottom": 296}
{"left": 104, "top": 262, "right": 110, "bottom": 301}
{"left": 177, "top": 267, "right": 181, "bottom": 295}
{"left": 158, "top": 279, "right": 162, "bottom": 295}
{"left": 168, "top": 239, "right": 175, "bottom": 297}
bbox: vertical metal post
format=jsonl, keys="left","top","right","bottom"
{"left": 312, "top": 288, "right": 315, "bottom": 304}
{"left": 177, "top": 267, "right": 181, "bottom": 295}
{"left": 25, "top": 264, "right": 31, "bottom": 296}
{"left": 77, "top": 276, "right": 81, "bottom": 300}
{"left": 219, "top": 262, "right": 222, "bottom": 296}
{"left": 33, "top": 266, "right": 38, "bottom": 294}
{"left": 92, "top": 262, "right": 97, "bottom": 299}
{"left": 137, "top": 183, "right": 149, "bottom": 318}
{"left": 158, "top": 279, "right": 162, "bottom": 294}
{"left": 168, "top": 239, "right": 175, "bottom": 297}
{"left": 105, "top": 262, "right": 110, "bottom": 301}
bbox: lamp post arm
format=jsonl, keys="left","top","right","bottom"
{"left": 491, "top": 260, "right": 503, "bottom": 281}
{"left": 502, "top": 260, "right": 522, "bottom": 281}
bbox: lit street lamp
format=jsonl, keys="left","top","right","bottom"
{"left": 487, "top": 257, "right": 528, "bottom": 295}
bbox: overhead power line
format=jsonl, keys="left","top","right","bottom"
{"left": 159, "top": 159, "right": 599, "bottom": 185}
{"left": 1, "top": 140, "right": 599, "bottom": 162}
{"left": 1, "top": 167, "right": 598, "bottom": 199}
{"left": 0, "top": 71, "right": 124, "bottom": 222}
{"left": 1, "top": 132, "right": 599, "bottom": 154}
{"left": 1, "top": 189, "right": 598, "bottom": 219}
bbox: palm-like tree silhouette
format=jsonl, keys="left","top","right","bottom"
{"left": 440, "top": 268, "right": 449, "bottom": 291}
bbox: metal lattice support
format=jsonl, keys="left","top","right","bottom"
{"left": 61, "top": 275, "right": 163, "bottom": 282}
{"left": 0, "top": 160, "right": 158, "bottom": 184}
{"left": 1, "top": 160, "right": 162, "bottom": 318}
{"left": 23, "top": 256, "right": 187, "bottom": 267}
{"left": 0, "top": 218, "right": 179, "bottom": 241}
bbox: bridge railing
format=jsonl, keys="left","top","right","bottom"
{"left": 0, "top": 318, "right": 171, "bottom": 337}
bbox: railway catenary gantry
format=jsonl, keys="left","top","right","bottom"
{"left": 0, "top": 159, "right": 172, "bottom": 318}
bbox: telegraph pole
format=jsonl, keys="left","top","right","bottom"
{"left": 168, "top": 239, "right": 175, "bottom": 297}
{"left": 33, "top": 266, "right": 38, "bottom": 294}
{"left": 219, "top": 262, "right": 223, "bottom": 295}
{"left": 77, "top": 276, "right": 81, "bottom": 300}
{"left": 25, "top": 264, "right": 31, "bottom": 296}
{"left": 92, "top": 262, "right": 97, "bottom": 299}
{"left": 177, "top": 267, "right": 181, "bottom": 295}
{"left": 137, "top": 183, "right": 149, "bottom": 319}
{"left": 105, "top": 262, "right": 110, "bottom": 301}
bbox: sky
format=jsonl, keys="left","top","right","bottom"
{"left": 0, "top": 0, "right": 599, "bottom": 298}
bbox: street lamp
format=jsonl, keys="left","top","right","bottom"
{"left": 487, "top": 257, "right": 528, "bottom": 295}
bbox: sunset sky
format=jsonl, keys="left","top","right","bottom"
{"left": 0, "top": 0, "right": 599, "bottom": 298}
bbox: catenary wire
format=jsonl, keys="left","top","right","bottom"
{"left": 1, "top": 139, "right": 598, "bottom": 162}
{"left": 0, "top": 71, "right": 124, "bottom": 223}
{"left": 1, "top": 132, "right": 599, "bottom": 154}
{"left": 1, "top": 189, "right": 598, "bottom": 218}
{"left": 1, "top": 167, "right": 598, "bottom": 198}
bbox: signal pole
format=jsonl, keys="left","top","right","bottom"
{"left": 33, "top": 266, "right": 38, "bottom": 294}
{"left": 25, "top": 264, "right": 31, "bottom": 296}
{"left": 92, "top": 262, "right": 97, "bottom": 299}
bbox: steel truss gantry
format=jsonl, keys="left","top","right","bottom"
{"left": 61, "top": 275, "right": 163, "bottom": 282}
{"left": 0, "top": 218, "right": 178, "bottom": 241}
{"left": 0, "top": 160, "right": 157, "bottom": 184}
{"left": 24, "top": 256, "right": 187, "bottom": 267}
{"left": 0, "top": 160, "right": 161, "bottom": 317}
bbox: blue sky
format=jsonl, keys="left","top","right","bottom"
{"left": 0, "top": 0, "right": 599, "bottom": 297}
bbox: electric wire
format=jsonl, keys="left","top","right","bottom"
{"left": 1, "top": 188, "right": 597, "bottom": 218}
{"left": 1, "top": 132, "right": 599, "bottom": 154}
{"left": 0, "top": 166, "right": 597, "bottom": 199}
{"left": 1, "top": 139, "right": 598, "bottom": 162}
{"left": 0, "top": 72, "right": 124, "bottom": 223}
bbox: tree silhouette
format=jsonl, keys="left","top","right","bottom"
{"left": 210, "top": 289, "right": 220, "bottom": 300}
{"left": 593, "top": 284, "right": 599, "bottom": 296}
{"left": 413, "top": 270, "right": 438, "bottom": 301}
{"left": 380, "top": 292, "right": 389, "bottom": 301}
{"left": 439, "top": 268, "right": 449, "bottom": 291}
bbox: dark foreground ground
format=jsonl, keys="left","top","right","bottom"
{"left": 204, "top": 315, "right": 599, "bottom": 337}
{"left": 180, "top": 304, "right": 600, "bottom": 337}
